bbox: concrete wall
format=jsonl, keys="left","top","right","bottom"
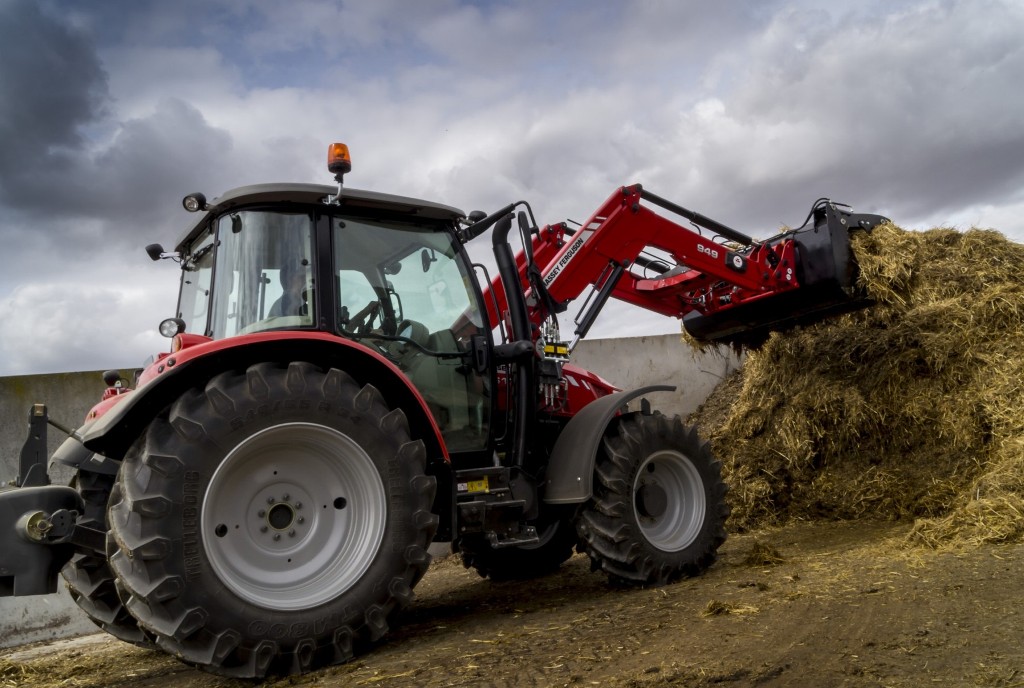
{"left": 572, "top": 334, "right": 743, "bottom": 419}
{"left": 0, "top": 335, "right": 739, "bottom": 649}
{"left": 0, "top": 370, "right": 132, "bottom": 648}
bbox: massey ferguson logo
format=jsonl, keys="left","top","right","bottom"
{"left": 544, "top": 232, "right": 588, "bottom": 287}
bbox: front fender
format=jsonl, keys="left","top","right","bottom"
{"left": 80, "top": 333, "right": 449, "bottom": 465}
{"left": 50, "top": 428, "right": 120, "bottom": 476}
{"left": 543, "top": 385, "right": 675, "bottom": 504}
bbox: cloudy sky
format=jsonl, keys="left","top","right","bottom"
{"left": 1, "top": 0, "right": 1022, "bottom": 376}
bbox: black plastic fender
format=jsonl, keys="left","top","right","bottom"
{"left": 543, "top": 385, "right": 675, "bottom": 505}
{"left": 50, "top": 424, "right": 121, "bottom": 476}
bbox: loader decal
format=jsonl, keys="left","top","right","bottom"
{"left": 543, "top": 228, "right": 594, "bottom": 288}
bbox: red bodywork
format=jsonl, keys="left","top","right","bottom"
{"left": 81, "top": 331, "right": 450, "bottom": 460}
{"left": 493, "top": 363, "right": 618, "bottom": 416}
{"left": 483, "top": 184, "right": 800, "bottom": 330}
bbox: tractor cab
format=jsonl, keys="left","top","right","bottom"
{"left": 161, "top": 174, "right": 494, "bottom": 455}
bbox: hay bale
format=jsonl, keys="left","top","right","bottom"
{"left": 690, "top": 223, "right": 1024, "bottom": 547}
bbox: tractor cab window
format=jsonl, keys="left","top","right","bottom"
{"left": 209, "top": 210, "right": 316, "bottom": 339}
{"left": 333, "top": 216, "right": 490, "bottom": 452}
{"left": 177, "top": 229, "right": 215, "bottom": 335}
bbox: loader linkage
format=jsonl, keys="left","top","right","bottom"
{"left": 480, "top": 185, "right": 888, "bottom": 352}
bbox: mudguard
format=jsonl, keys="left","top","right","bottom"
{"left": 543, "top": 385, "right": 675, "bottom": 504}
{"left": 49, "top": 423, "right": 121, "bottom": 476}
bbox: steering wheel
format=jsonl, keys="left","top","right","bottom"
{"left": 349, "top": 300, "right": 381, "bottom": 334}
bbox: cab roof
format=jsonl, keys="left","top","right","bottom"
{"left": 176, "top": 183, "right": 466, "bottom": 249}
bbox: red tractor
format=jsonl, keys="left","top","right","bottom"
{"left": 0, "top": 143, "right": 887, "bottom": 676}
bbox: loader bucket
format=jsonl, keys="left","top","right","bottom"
{"left": 682, "top": 205, "right": 889, "bottom": 348}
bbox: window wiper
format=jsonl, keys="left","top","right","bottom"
{"left": 183, "top": 243, "right": 214, "bottom": 271}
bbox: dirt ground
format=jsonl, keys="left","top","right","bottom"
{"left": 3, "top": 521, "right": 1023, "bottom": 688}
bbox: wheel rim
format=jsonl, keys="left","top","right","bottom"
{"left": 633, "top": 449, "right": 706, "bottom": 552}
{"left": 201, "top": 422, "right": 386, "bottom": 611}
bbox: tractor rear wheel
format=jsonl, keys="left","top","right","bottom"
{"left": 61, "top": 470, "right": 152, "bottom": 646}
{"left": 575, "top": 412, "right": 728, "bottom": 586}
{"left": 108, "top": 362, "right": 438, "bottom": 677}
{"left": 459, "top": 511, "right": 578, "bottom": 581}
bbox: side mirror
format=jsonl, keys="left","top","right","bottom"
{"left": 421, "top": 248, "right": 437, "bottom": 273}
{"left": 146, "top": 244, "right": 180, "bottom": 262}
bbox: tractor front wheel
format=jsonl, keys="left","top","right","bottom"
{"left": 575, "top": 412, "right": 728, "bottom": 586}
{"left": 108, "top": 362, "right": 437, "bottom": 677}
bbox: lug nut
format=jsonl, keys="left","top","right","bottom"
{"left": 273, "top": 533, "right": 281, "bottom": 541}
{"left": 294, "top": 502, "right": 302, "bottom": 509}
{"left": 260, "top": 526, "right": 268, "bottom": 533}
{"left": 283, "top": 493, "right": 290, "bottom": 501}
{"left": 297, "top": 516, "right": 305, "bottom": 524}
{"left": 288, "top": 529, "right": 296, "bottom": 537}
{"left": 257, "top": 509, "right": 266, "bottom": 518}
{"left": 267, "top": 496, "right": 275, "bottom": 504}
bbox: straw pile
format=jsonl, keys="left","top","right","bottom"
{"left": 690, "top": 223, "right": 1024, "bottom": 547}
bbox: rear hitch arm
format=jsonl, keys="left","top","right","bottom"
{"left": 17, "top": 404, "right": 52, "bottom": 488}
{"left": 15, "top": 404, "right": 88, "bottom": 488}
{"left": 1, "top": 405, "right": 104, "bottom": 596}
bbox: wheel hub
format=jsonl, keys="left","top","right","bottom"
{"left": 632, "top": 449, "right": 707, "bottom": 552}
{"left": 266, "top": 502, "right": 295, "bottom": 530}
{"left": 636, "top": 482, "right": 668, "bottom": 518}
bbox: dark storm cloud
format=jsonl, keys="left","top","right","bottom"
{"left": 0, "top": 2, "right": 234, "bottom": 245}
{"left": 85, "top": 99, "right": 234, "bottom": 226}
{"left": 0, "top": 0, "right": 108, "bottom": 198}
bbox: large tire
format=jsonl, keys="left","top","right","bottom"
{"left": 107, "top": 362, "right": 438, "bottom": 677}
{"left": 459, "top": 511, "right": 578, "bottom": 581}
{"left": 61, "top": 471, "right": 152, "bottom": 646}
{"left": 575, "top": 412, "right": 728, "bottom": 586}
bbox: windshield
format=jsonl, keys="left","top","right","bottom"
{"left": 210, "top": 211, "right": 316, "bottom": 338}
{"left": 177, "top": 210, "right": 315, "bottom": 338}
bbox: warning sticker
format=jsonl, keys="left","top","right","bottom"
{"left": 457, "top": 477, "right": 490, "bottom": 494}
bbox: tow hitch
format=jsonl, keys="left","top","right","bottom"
{"left": 0, "top": 405, "right": 93, "bottom": 596}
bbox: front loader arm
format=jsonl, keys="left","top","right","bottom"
{"left": 541, "top": 186, "right": 784, "bottom": 311}
{"left": 486, "top": 184, "right": 887, "bottom": 347}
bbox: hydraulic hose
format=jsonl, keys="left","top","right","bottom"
{"left": 492, "top": 212, "right": 535, "bottom": 468}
